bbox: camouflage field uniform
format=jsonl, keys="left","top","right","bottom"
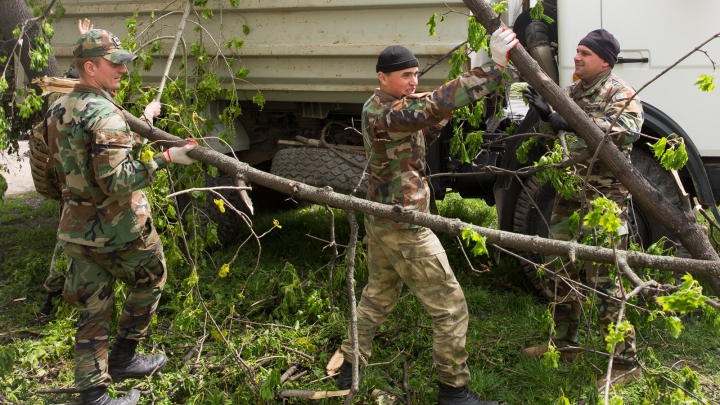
{"left": 539, "top": 72, "right": 643, "bottom": 361}
{"left": 43, "top": 236, "right": 66, "bottom": 292}
{"left": 340, "top": 62, "right": 507, "bottom": 387}
{"left": 46, "top": 81, "right": 168, "bottom": 390}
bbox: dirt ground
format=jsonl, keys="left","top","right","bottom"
{"left": 1, "top": 140, "right": 36, "bottom": 196}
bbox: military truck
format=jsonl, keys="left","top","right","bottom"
{"left": 37, "top": 1, "right": 720, "bottom": 283}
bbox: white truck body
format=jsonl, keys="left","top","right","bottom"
{"left": 557, "top": 0, "right": 720, "bottom": 157}
{"left": 48, "top": 0, "right": 470, "bottom": 104}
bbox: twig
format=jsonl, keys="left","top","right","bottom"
{"left": 281, "top": 345, "right": 315, "bottom": 362}
{"left": 344, "top": 210, "right": 361, "bottom": 405}
{"left": 155, "top": 0, "right": 193, "bottom": 101}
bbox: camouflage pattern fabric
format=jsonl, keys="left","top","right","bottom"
{"left": 539, "top": 71, "right": 642, "bottom": 362}
{"left": 61, "top": 221, "right": 166, "bottom": 390}
{"left": 45, "top": 84, "right": 167, "bottom": 247}
{"left": 73, "top": 29, "right": 136, "bottom": 65}
{"left": 363, "top": 62, "right": 506, "bottom": 229}
{"left": 44, "top": 238, "right": 66, "bottom": 292}
{"left": 340, "top": 219, "right": 470, "bottom": 387}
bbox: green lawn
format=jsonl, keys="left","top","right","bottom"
{"left": 0, "top": 191, "right": 717, "bottom": 404}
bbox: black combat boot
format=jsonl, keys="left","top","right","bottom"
{"left": 336, "top": 360, "right": 363, "bottom": 390}
{"left": 437, "top": 382, "right": 499, "bottom": 405}
{"left": 81, "top": 386, "right": 140, "bottom": 405}
{"left": 39, "top": 290, "right": 63, "bottom": 316}
{"left": 108, "top": 336, "right": 167, "bottom": 382}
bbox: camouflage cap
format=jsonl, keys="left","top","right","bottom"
{"left": 72, "top": 29, "right": 136, "bottom": 65}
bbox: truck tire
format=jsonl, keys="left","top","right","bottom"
{"left": 513, "top": 148, "right": 682, "bottom": 297}
{"left": 270, "top": 147, "right": 368, "bottom": 196}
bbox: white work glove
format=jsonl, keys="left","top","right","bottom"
{"left": 163, "top": 139, "right": 198, "bottom": 165}
{"left": 490, "top": 27, "right": 519, "bottom": 68}
{"left": 142, "top": 100, "right": 161, "bottom": 122}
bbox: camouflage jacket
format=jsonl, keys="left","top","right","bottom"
{"left": 46, "top": 84, "right": 167, "bottom": 247}
{"left": 540, "top": 72, "right": 643, "bottom": 155}
{"left": 363, "top": 62, "right": 506, "bottom": 229}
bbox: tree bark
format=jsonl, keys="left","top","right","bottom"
{"left": 461, "top": 0, "right": 720, "bottom": 295}
{"left": 125, "top": 113, "right": 720, "bottom": 284}
{"left": 0, "top": 0, "right": 62, "bottom": 85}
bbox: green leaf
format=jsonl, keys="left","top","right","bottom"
{"left": 530, "top": 2, "right": 555, "bottom": 24}
{"left": 253, "top": 91, "right": 266, "bottom": 109}
{"left": 12, "top": 27, "right": 20, "bottom": 39}
{"left": 427, "top": 13, "right": 438, "bottom": 37}
{"left": 201, "top": 8, "right": 214, "bottom": 20}
{"left": 554, "top": 389, "right": 570, "bottom": 405}
{"left": 492, "top": 1, "right": 508, "bottom": 14}
{"left": 243, "top": 24, "right": 250, "bottom": 35}
{"left": 656, "top": 273, "right": 706, "bottom": 315}
{"left": 694, "top": 73, "right": 715, "bottom": 92}
{"left": 42, "top": 21, "right": 54, "bottom": 38}
{"left": 235, "top": 67, "right": 250, "bottom": 79}
{"left": 541, "top": 344, "right": 559, "bottom": 370}
{"left": 664, "top": 316, "right": 684, "bottom": 339}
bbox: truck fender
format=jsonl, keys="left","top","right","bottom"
{"left": 641, "top": 102, "right": 720, "bottom": 223}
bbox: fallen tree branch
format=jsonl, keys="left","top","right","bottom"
{"left": 124, "top": 112, "right": 720, "bottom": 291}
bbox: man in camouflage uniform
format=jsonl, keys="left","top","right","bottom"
{"left": 40, "top": 19, "right": 95, "bottom": 319}
{"left": 335, "top": 29, "right": 518, "bottom": 405}
{"left": 522, "top": 29, "right": 644, "bottom": 382}
{"left": 46, "top": 29, "right": 197, "bottom": 405}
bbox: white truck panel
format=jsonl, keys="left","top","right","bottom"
{"left": 50, "top": 1, "right": 470, "bottom": 104}
{"left": 558, "top": 0, "right": 720, "bottom": 156}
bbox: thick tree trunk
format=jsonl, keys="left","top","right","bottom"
{"left": 125, "top": 113, "right": 720, "bottom": 284}
{"left": 461, "top": 0, "right": 720, "bottom": 295}
{"left": 0, "top": 0, "right": 62, "bottom": 84}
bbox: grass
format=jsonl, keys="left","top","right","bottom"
{"left": 0, "top": 191, "right": 718, "bottom": 404}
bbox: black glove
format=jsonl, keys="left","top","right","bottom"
{"left": 522, "top": 86, "right": 552, "bottom": 121}
{"left": 548, "top": 112, "right": 574, "bottom": 133}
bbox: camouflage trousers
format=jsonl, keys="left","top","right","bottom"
{"left": 544, "top": 158, "right": 636, "bottom": 362}
{"left": 45, "top": 202, "right": 66, "bottom": 292}
{"left": 340, "top": 219, "right": 470, "bottom": 387}
{"left": 60, "top": 221, "right": 166, "bottom": 390}
{"left": 44, "top": 238, "right": 66, "bottom": 292}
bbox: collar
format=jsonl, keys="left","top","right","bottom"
{"left": 72, "top": 84, "right": 123, "bottom": 110}
{"left": 580, "top": 70, "right": 611, "bottom": 94}
{"left": 374, "top": 88, "right": 401, "bottom": 102}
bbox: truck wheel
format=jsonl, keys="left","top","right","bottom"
{"left": 513, "top": 148, "right": 682, "bottom": 297}
{"left": 270, "top": 147, "right": 368, "bottom": 196}
{"left": 206, "top": 171, "right": 248, "bottom": 246}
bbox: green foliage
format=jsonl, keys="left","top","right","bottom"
{"left": 252, "top": 90, "right": 266, "bottom": 109}
{"left": 648, "top": 135, "right": 689, "bottom": 170}
{"left": 427, "top": 13, "right": 444, "bottom": 37}
{"left": 694, "top": 73, "right": 715, "bottom": 92}
{"left": 604, "top": 320, "right": 633, "bottom": 352}
{"left": 17, "top": 89, "right": 43, "bottom": 120}
{"left": 516, "top": 136, "right": 538, "bottom": 164}
{"left": 555, "top": 389, "right": 570, "bottom": 405}
{"left": 0, "top": 347, "right": 16, "bottom": 378}
{"left": 656, "top": 274, "right": 706, "bottom": 316}
{"left": 530, "top": 1, "right": 555, "bottom": 24}
{"left": 535, "top": 141, "right": 580, "bottom": 199}
{"left": 541, "top": 344, "right": 560, "bottom": 370}
{"left": 461, "top": 227, "right": 489, "bottom": 256}
{"left": 467, "top": 18, "right": 488, "bottom": 53}
{"left": 259, "top": 368, "right": 281, "bottom": 400}
{"left": 584, "top": 196, "right": 621, "bottom": 234}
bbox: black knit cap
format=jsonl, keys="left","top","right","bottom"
{"left": 579, "top": 29, "right": 621, "bottom": 68}
{"left": 376, "top": 45, "right": 419, "bottom": 73}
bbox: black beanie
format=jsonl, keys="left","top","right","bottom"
{"left": 376, "top": 45, "right": 419, "bottom": 73}
{"left": 579, "top": 29, "right": 620, "bottom": 68}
